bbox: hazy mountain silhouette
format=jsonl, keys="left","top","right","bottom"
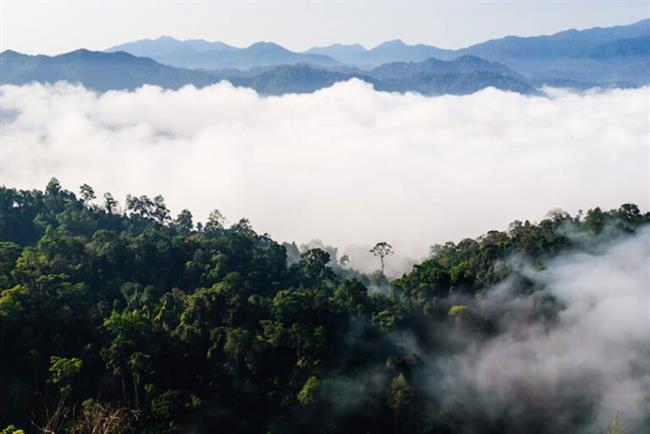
{"left": 0, "top": 49, "right": 218, "bottom": 91}
{"left": 305, "top": 43, "right": 368, "bottom": 65}
{"left": 104, "top": 19, "right": 649, "bottom": 85}
{"left": 3, "top": 19, "right": 648, "bottom": 94}
{"left": 461, "top": 19, "right": 650, "bottom": 62}
{"left": 108, "top": 38, "right": 340, "bottom": 69}
{"left": 0, "top": 49, "right": 537, "bottom": 95}
{"left": 307, "top": 40, "right": 456, "bottom": 67}
{"left": 369, "top": 55, "right": 523, "bottom": 80}
{"left": 458, "top": 18, "right": 650, "bottom": 84}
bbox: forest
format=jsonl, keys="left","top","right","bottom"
{"left": 0, "top": 179, "right": 648, "bottom": 434}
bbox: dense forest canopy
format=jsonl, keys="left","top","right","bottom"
{"left": 0, "top": 179, "right": 648, "bottom": 434}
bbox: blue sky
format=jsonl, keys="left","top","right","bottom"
{"left": 0, "top": 1, "right": 648, "bottom": 54}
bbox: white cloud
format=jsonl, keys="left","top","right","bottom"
{"left": 0, "top": 81, "right": 648, "bottom": 261}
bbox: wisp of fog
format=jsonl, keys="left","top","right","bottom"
{"left": 436, "top": 226, "right": 650, "bottom": 432}
{"left": 329, "top": 226, "right": 650, "bottom": 433}
{"left": 0, "top": 80, "right": 648, "bottom": 266}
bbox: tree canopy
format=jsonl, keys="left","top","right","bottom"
{"left": 0, "top": 179, "right": 647, "bottom": 434}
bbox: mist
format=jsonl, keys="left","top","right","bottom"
{"left": 330, "top": 226, "right": 650, "bottom": 433}
{"left": 0, "top": 80, "right": 648, "bottom": 261}
{"left": 429, "top": 226, "right": 650, "bottom": 432}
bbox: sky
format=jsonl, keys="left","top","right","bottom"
{"left": 0, "top": 1, "right": 648, "bottom": 55}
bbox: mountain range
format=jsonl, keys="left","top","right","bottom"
{"left": 106, "top": 19, "right": 650, "bottom": 82}
{"left": 108, "top": 38, "right": 340, "bottom": 70}
{"left": 1, "top": 18, "right": 648, "bottom": 95}
{"left": 0, "top": 50, "right": 536, "bottom": 95}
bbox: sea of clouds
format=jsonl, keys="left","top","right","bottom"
{"left": 0, "top": 80, "right": 648, "bottom": 267}
{"left": 1, "top": 79, "right": 649, "bottom": 433}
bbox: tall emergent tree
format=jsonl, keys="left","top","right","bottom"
{"left": 370, "top": 241, "right": 393, "bottom": 275}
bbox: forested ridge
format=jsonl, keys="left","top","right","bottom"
{"left": 0, "top": 179, "right": 648, "bottom": 434}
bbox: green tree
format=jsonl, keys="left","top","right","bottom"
{"left": 370, "top": 242, "right": 393, "bottom": 275}
{"left": 388, "top": 373, "right": 415, "bottom": 434}
{"left": 297, "top": 376, "right": 320, "bottom": 406}
{"left": 79, "top": 184, "right": 96, "bottom": 205}
{"left": 173, "top": 209, "right": 194, "bottom": 234}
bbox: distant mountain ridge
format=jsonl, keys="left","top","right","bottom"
{"left": 105, "top": 18, "right": 649, "bottom": 81}
{"left": 0, "top": 49, "right": 218, "bottom": 92}
{"left": 0, "top": 49, "right": 537, "bottom": 95}
{"left": 108, "top": 36, "right": 237, "bottom": 57}
{"left": 461, "top": 18, "right": 650, "bottom": 62}
{"left": 582, "top": 35, "right": 650, "bottom": 58}
{"left": 108, "top": 37, "right": 340, "bottom": 70}
{"left": 369, "top": 55, "right": 523, "bottom": 80}
{"left": 2, "top": 18, "right": 648, "bottom": 95}
{"left": 305, "top": 39, "right": 457, "bottom": 67}
{"left": 456, "top": 18, "right": 650, "bottom": 84}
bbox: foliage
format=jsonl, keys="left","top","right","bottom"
{"left": 1, "top": 426, "right": 25, "bottom": 434}
{"left": 447, "top": 305, "right": 468, "bottom": 317}
{"left": 0, "top": 179, "right": 647, "bottom": 433}
{"left": 608, "top": 414, "right": 630, "bottom": 434}
{"left": 48, "top": 356, "right": 83, "bottom": 397}
{"left": 297, "top": 376, "right": 320, "bottom": 406}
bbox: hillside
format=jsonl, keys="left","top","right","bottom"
{"left": 460, "top": 18, "right": 650, "bottom": 84}
{"left": 369, "top": 55, "right": 523, "bottom": 80}
{"left": 0, "top": 180, "right": 647, "bottom": 433}
{"left": 0, "top": 49, "right": 218, "bottom": 91}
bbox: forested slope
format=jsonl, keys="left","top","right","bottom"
{"left": 0, "top": 179, "right": 648, "bottom": 434}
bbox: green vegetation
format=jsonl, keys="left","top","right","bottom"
{"left": 0, "top": 179, "right": 647, "bottom": 433}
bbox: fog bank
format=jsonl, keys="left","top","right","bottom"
{"left": 423, "top": 226, "right": 650, "bottom": 432}
{"left": 0, "top": 81, "right": 648, "bottom": 260}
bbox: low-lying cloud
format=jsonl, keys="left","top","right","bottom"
{"left": 311, "top": 225, "right": 650, "bottom": 433}
{"left": 0, "top": 80, "right": 648, "bottom": 261}
{"left": 421, "top": 226, "right": 650, "bottom": 433}
{"left": 338, "top": 225, "right": 647, "bottom": 433}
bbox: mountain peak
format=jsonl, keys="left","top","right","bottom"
{"left": 341, "top": 43, "right": 365, "bottom": 49}
{"left": 246, "top": 42, "right": 290, "bottom": 55}
{"left": 60, "top": 49, "right": 144, "bottom": 63}
{"left": 249, "top": 41, "right": 284, "bottom": 49}
{"left": 318, "top": 43, "right": 366, "bottom": 51}
{"left": 375, "top": 39, "right": 407, "bottom": 49}
{"left": 62, "top": 48, "right": 94, "bottom": 57}
{"left": 0, "top": 49, "right": 25, "bottom": 57}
